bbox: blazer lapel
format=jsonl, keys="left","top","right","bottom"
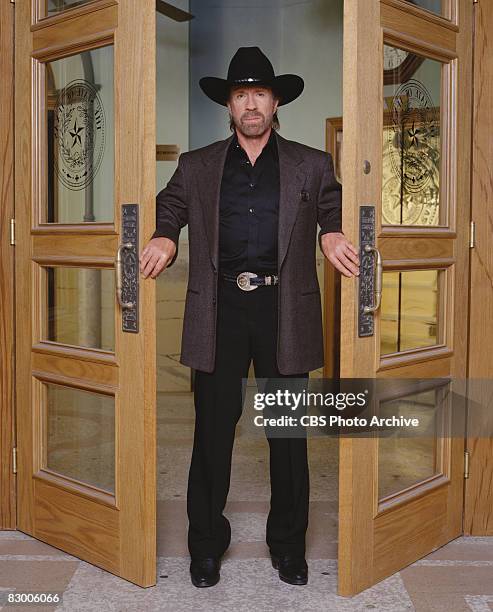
{"left": 198, "top": 134, "right": 234, "bottom": 270}
{"left": 276, "top": 132, "right": 307, "bottom": 270}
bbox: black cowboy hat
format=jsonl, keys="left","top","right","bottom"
{"left": 199, "top": 46, "right": 304, "bottom": 106}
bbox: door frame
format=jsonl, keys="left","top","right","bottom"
{"left": 0, "top": 0, "right": 492, "bottom": 582}
{"left": 0, "top": 0, "right": 16, "bottom": 531}
{"left": 463, "top": 0, "right": 493, "bottom": 536}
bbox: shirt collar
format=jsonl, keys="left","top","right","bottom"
{"left": 230, "top": 128, "right": 278, "bottom": 156}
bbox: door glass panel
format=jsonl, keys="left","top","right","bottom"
{"left": 44, "top": 0, "right": 96, "bottom": 17}
{"left": 402, "top": 0, "right": 445, "bottom": 17}
{"left": 378, "top": 386, "right": 445, "bottom": 499}
{"left": 380, "top": 269, "right": 440, "bottom": 356}
{"left": 383, "top": 45, "right": 442, "bottom": 226}
{"left": 45, "top": 46, "right": 114, "bottom": 223}
{"left": 45, "top": 267, "right": 115, "bottom": 351}
{"left": 44, "top": 382, "right": 115, "bottom": 493}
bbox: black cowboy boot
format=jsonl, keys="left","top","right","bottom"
{"left": 271, "top": 554, "right": 308, "bottom": 585}
{"left": 189, "top": 557, "right": 221, "bottom": 588}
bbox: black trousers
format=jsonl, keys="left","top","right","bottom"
{"left": 187, "top": 277, "right": 309, "bottom": 559}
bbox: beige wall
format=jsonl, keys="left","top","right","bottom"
{"left": 155, "top": 0, "right": 190, "bottom": 392}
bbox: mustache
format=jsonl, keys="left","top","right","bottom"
{"left": 241, "top": 112, "right": 264, "bottom": 120}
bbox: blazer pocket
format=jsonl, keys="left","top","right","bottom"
{"left": 187, "top": 287, "right": 200, "bottom": 295}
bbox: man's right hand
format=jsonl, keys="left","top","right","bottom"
{"left": 139, "top": 237, "right": 177, "bottom": 279}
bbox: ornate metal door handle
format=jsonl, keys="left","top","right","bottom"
{"left": 116, "top": 243, "right": 135, "bottom": 309}
{"left": 363, "top": 244, "right": 382, "bottom": 314}
{"left": 117, "top": 204, "right": 139, "bottom": 333}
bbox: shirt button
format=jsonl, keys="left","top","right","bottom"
{"left": 249, "top": 183, "right": 255, "bottom": 188}
{"left": 212, "top": 297, "right": 216, "bottom": 305}
{"left": 249, "top": 207, "right": 254, "bottom": 213}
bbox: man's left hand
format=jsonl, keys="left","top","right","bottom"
{"left": 321, "top": 232, "right": 360, "bottom": 277}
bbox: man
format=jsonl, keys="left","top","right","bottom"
{"left": 139, "top": 47, "right": 360, "bottom": 588}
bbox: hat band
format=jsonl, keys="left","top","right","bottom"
{"left": 231, "top": 77, "right": 272, "bottom": 84}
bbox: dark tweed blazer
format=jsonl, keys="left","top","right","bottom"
{"left": 152, "top": 131, "right": 342, "bottom": 374}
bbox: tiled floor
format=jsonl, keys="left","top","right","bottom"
{"left": 3, "top": 391, "right": 493, "bottom": 611}
{"left": 3, "top": 530, "right": 493, "bottom": 611}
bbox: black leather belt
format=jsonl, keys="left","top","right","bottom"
{"left": 221, "top": 271, "right": 279, "bottom": 291}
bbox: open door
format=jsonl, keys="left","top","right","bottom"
{"left": 339, "top": 0, "right": 472, "bottom": 595}
{"left": 14, "top": 0, "right": 156, "bottom": 586}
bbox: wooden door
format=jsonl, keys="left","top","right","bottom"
{"left": 14, "top": 0, "right": 156, "bottom": 586}
{"left": 339, "top": 0, "right": 472, "bottom": 595}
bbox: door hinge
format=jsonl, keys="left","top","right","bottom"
{"left": 473, "top": 0, "right": 478, "bottom": 5}
{"left": 469, "top": 220, "right": 475, "bottom": 248}
{"left": 12, "top": 447, "right": 17, "bottom": 474}
{"left": 464, "top": 450, "right": 470, "bottom": 479}
{"left": 10, "top": 218, "right": 15, "bottom": 246}
{"left": 10, "top": 0, "right": 14, "bottom": 5}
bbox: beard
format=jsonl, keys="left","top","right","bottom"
{"left": 233, "top": 111, "right": 273, "bottom": 137}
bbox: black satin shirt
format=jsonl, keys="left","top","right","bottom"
{"left": 218, "top": 129, "right": 280, "bottom": 275}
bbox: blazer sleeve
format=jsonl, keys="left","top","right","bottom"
{"left": 151, "top": 153, "right": 189, "bottom": 268}
{"left": 317, "top": 152, "right": 343, "bottom": 250}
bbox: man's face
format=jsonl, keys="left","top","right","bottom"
{"left": 227, "top": 86, "right": 279, "bottom": 137}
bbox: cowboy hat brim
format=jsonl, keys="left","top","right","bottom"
{"left": 199, "top": 74, "right": 304, "bottom": 106}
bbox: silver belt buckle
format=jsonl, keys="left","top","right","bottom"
{"left": 236, "top": 271, "right": 258, "bottom": 291}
